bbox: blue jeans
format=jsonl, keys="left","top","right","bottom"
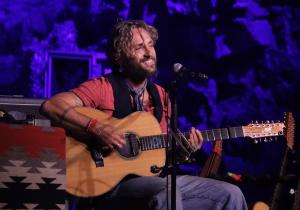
{"left": 106, "top": 175, "right": 248, "bottom": 210}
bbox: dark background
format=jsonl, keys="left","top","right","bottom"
{"left": 1, "top": 0, "right": 300, "bottom": 207}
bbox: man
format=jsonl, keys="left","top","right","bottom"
{"left": 41, "top": 19, "right": 248, "bottom": 210}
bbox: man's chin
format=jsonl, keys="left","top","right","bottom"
{"left": 122, "top": 60, "right": 157, "bottom": 82}
{"left": 145, "top": 68, "right": 158, "bottom": 77}
{"left": 142, "top": 64, "right": 157, "bottom": 74}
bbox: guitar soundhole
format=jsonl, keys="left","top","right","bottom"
{"left": 117, "top": 132, "right": 140, "bottom": 159}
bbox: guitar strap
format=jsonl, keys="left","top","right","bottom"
{"left": 107, "top": 73, "right": 163, "bottom": 122}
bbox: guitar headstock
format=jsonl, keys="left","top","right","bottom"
{"left": 243, "top": 121, "right": 285, "bottom": 141}
{"left": 284, "top": 112, "right": 295, "bottom": 150}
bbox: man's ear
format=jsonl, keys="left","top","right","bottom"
{"left": 117, "top": 51, "right": 128, "bottom": 67}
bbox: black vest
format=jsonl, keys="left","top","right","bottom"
{"left": 106, "top": 73, "right": 163, "bottom": 122}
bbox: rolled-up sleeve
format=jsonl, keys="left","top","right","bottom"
{"left": 71, "top": 78, "right": 114, "bottom": 111}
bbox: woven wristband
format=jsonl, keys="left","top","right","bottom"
{"left": 86, "top": 118, "right": 98, "bottom": 133}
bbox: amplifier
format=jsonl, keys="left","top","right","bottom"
{"left": 0, "top": 123, "right": 66, "bottom": 209}
{"left": 0, "top": 96, "right": 50, "bottom": 127}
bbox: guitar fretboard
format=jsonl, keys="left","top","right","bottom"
{"left": 201, "top": 127, "right": 244, "bottom": 142}
{"left": 139, "top": 135, "right": 168, "bottom": 151}
{"left": 137, "top": 126, "right": 245, "bottom": 151}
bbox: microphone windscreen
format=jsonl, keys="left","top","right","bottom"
{"left": 173, "top": 63, "right": 183, "bottom": 72}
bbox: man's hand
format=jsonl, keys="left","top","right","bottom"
{"left": 189, "top": 127, "right": 203, "bottom": 151}
{"left": 92, "top": 123, "right": 126, "bottom": 149}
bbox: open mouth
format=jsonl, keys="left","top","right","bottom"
{"left": 143, "top": 59, "right": 155, "bottom": 67}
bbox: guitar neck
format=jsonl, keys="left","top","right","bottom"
{"left": 181, "top": 126, "right": 244, "bottom": 143}
{"left": 270, "top": 147, "right": 290, "bottom": 209}
{"left": 199, "top": 126, "right": 244, "bottom": 142}
{"left": 139, "top": 134, "right": 168, "bottom": 151}
{"left": 138, "top": 126, "right": 245, "bottom": 151}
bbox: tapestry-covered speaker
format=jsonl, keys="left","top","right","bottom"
{"left": 0, "top": 123, "right": 66, "bottom": 209}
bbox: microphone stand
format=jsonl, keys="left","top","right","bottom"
{"left": 165, "top": 64, "right": 208, "bottom": 210}
{"left": 165, "top": 79, "right": 179, "bottom": 210}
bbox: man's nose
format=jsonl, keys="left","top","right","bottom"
{"left": 143, "top": 45, "right": 151, "bottom": 56}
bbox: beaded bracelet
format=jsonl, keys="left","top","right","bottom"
{"left": 86, "top": 118, "right": 98, "bottom": 133}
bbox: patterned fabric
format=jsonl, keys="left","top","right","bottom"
{"left": 126, "top": 79, "right": 148, "bottom": 111}
{"left": 0, "top": 123, "right": 65, "bottom": 210}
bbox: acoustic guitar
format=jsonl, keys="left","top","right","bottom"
{"left": 66, "top": 107, "right": 285, "bottom": 197}
{"left": 252, "top": 112, "right": 295, "bottom": 210}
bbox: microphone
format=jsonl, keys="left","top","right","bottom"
{"left": 173, "top": 63, "right": 208, "bottom": 80}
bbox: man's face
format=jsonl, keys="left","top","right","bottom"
{"left": 121, "top": 27, "right": 157, "bottom": 82}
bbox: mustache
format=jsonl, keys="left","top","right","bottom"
{"left": 140, "top": 57, "right": 156, "bottom": 63}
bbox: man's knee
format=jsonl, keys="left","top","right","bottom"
{"left": 220, "top": 182, "right": 248, "bottom": 209}
{"left": 222, "top": 182, "right": 244, "bottom": 199}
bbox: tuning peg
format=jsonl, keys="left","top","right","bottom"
{"left": 289, "top": 188, "right": 295, "bottom": 195}
{"left": 266, "top": 120, "right": 270, "bottom": 124}
{"left": 255, "top": 120, "right": 259, "bottom": 124}
{"left": 255, "top": 138, "right": 262, "bottom": 143}
{"left": 254, "top": 139, "right": 258, "bottom": 144}
{"left": 264, "top": 138, "right": 268, "bottom": 142}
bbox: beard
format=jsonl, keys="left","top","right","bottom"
{"left": 122, "top": 57, "right": 158, "bottom": 84}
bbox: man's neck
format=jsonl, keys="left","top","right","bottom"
{"left": 126, "top": 78, "right": 147, "bottom": 90}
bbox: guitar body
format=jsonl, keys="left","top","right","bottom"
{"left": 66, "top": 107, "right": 165, "bottom": 197}
{"left": 252, "top": 201, "right": 269, "bottom": 210}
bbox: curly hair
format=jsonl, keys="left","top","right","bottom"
{"left": 106, "top": 19, "right": 158, "bottom": 70}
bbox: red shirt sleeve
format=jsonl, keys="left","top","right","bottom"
{"left": 70, "top": 78, "right": 114, "bottom": 111}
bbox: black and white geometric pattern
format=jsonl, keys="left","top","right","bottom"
{"left": 0, "top": 146, "right": 65, "bottom": 210}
